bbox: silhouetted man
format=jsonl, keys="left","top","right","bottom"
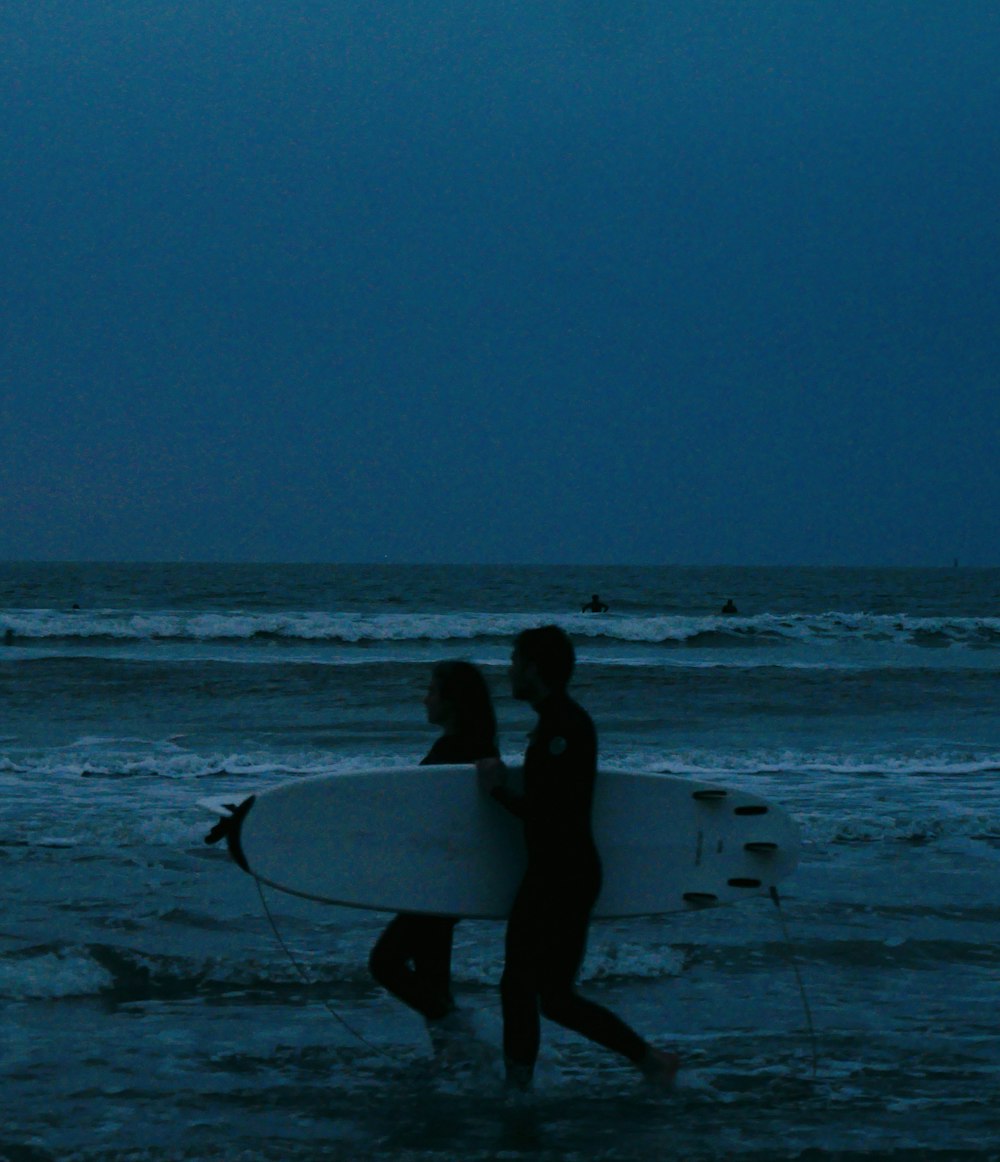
{"left": 477, "top": 625, "right": 678, "bottom": 1090}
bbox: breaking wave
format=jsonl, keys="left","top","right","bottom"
{"left": 3, "top": 609, "right": 999, "bottom": 651}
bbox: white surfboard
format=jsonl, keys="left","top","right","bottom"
{"left": 200, "top": 766, "right": 799, "bottom": 919}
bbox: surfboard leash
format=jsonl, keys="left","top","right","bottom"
{"left": 769, "top": 886, "right": 819, "bottom": 1082}
{"left": 253, "top": 877, "right": 407, "bottom": 1066}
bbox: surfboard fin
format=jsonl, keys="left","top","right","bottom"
{"left": 682, "top": 891, "right": 719, "bottom": 906}
{"left": 203, "top": 795, "right": 256, "bottom": 873}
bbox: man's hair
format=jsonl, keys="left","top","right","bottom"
{"left": 514, "top": 624, "right": 575, "bottom": 691}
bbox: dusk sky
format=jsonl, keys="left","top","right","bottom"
{"left": 2, "top": 1, "right": 998, "bottom": 566}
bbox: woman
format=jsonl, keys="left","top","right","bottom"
{"left": 368, "top": 660, "right": 499, "bottom": 1029}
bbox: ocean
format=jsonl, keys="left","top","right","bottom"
{"left": 2, "top": 562, "right": 999, "bottom": 1161}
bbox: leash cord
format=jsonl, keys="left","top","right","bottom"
{"left": 769, "top": 886, "right": 819, "bottom": 1081}
{"left": 254, "top": 877, "right": 404, "bottom": 1064}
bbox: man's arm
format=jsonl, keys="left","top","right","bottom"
{"left": 477, "top": 758, "right": 526, "bottom": 818}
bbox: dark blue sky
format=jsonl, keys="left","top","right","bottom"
{"left": 3, "top": 2, "right": 998, "bottom": 564}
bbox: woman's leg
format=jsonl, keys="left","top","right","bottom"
{"left": 369, "top": 913, "right": 456, "bottom": 1020}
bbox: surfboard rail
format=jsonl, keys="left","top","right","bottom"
{"left": 200, "top": 766, "right": 800, "bottom": 919}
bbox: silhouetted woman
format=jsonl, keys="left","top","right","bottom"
{"left": 368, "top": 660, "right": 499, "bottom": 1033}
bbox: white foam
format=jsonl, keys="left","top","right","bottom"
{"left": 0, "top": 947, "right": 113, "bottom": 1000}
{"left": 583, "top": 938, "right": 686, "bottom": 982}
{"left": 603, "top": 744, "right": 1000, "bottom": 781}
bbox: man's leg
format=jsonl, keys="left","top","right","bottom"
{"left": 500, "top": 885, "right": 542, "bottom": 1085}
{"left": 536, "top": 903, "right": 680, "bottom": 1084}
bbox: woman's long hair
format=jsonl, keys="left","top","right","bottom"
{"left": 432, "top": 660, "right": 498, "bottom": 754}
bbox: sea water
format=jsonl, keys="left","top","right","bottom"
{"left": 1, "top": 562, "right": 999, "bottom": 1161}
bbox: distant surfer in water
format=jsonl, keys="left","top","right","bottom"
{"left": 581, "top": 594, "right": 609, "bottom": 613}
{"left": 721, "top": 599, "right": 738, "bottom": 614}
{"left": 368, "top": 660, "right": 499, "bottom": 1046}
{"left": 478, "top": 626, "right": 679, "bottom": 1090}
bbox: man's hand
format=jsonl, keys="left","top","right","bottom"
{"left": 476, "top": 757, "right": 507, "bottom": 795}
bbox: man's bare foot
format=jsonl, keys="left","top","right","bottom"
{"left": 639, "top": 1046, "right": 681, "bottom": 1088}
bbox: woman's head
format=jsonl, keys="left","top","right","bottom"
{"left": 425, "top": 660, "right": 497, "bottom": 746}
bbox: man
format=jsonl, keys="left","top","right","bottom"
{"left": 478, "top": 625, "right": 679, "bottom": 1090}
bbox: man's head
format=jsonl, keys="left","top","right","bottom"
{"left": 510, "top": 625, "right": 575, "bottom": 702}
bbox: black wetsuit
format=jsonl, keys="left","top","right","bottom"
{"left": 492, "top": 692, "right": 648, "bottom": 1069}
{"left": 368, "top": 732, "right": 498, "bottom": 1021}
